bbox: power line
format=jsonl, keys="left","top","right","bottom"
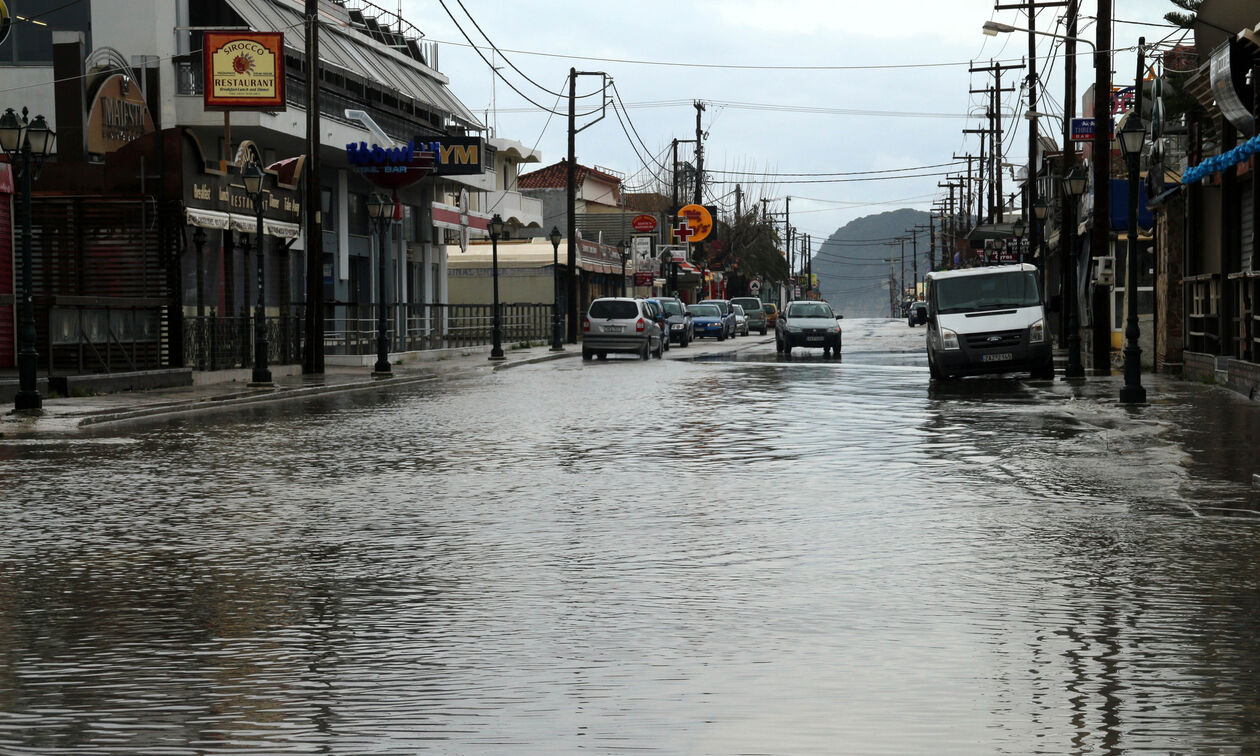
{"left": 706, "top": 161, "right": 965, "bottom": 178}
{"left": 710, "top": 170, "right": 956, "bottom": 186}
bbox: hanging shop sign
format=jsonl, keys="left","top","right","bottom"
{"left": 1210, "top": 40, "right": 1255, "bottom": 137}
{"left": 85, "top": 73, "right": 155, "bottom": 155}
{"left": 0, "top": 1, "right": 11, "bottom": 48}
{"left": 412, "top": 136, "right": 485, "bottom": 175}
{"left": 203, "top": 31, "right": 286, "bottom": 111}
{"left": 432, "top": 188, "right": 491, "bottom": 252}
{"left": 676, "top": 203, "right": 713, "bottom": 243}
{"left": 1070, "top": 117, "right": 1114, "bottom": 142}
{"left": 631, "top": 214, "right": 658, "bottom": 233}
{"left": 346, "top": 140, "right": 436, "bottom": 190}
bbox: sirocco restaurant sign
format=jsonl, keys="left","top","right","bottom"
{"left": 203, "top": 31, "right": 286, "bottom": 111}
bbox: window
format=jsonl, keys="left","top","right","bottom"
{"left": 321, "top": 187, "right": 335, "bottom": 230}
{"left": 348, "top": 193, "right": 369, "bottom": 236}
{"left": 1, "top": 0, "right": 92, "bottom": 65}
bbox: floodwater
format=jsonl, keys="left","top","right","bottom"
{"left": 3, "top": 319, "right": 1260, "bottom": 754}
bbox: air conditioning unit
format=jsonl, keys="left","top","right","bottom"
{"left": 1093, "top": 256, "right": 1115, "bottom": 286}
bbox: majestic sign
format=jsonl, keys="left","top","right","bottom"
{"left": 677, "top": 203, "right": 713, "bottom": 243}
{"left": 203, "top": 32, "right": 285, "bottom": 110}
{"left": 0, "top": 1, "right": 11, "bottom": 48}
{"left": 346, "top": 140, "right": 436, "bottom": 190}
{"left": 631, "top": 214, "right": 658, "bottom": 233}
{"left": 414, "top": 136, "right": 485, "bottom": 175}
{"left": 85, "top": 73, "right": 154, "bottom": 155}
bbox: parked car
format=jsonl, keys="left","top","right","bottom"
{"left": 687, "top": 303, "right": 727, "bottom": 340}
{"left": 924, "top": 263, "right": 1053, "bottom": 380}
{"left": 698, "top": 299, "right": 737, "bottom": 339}
{"left": 776, "top": 300, "right": 843, "bottom": 357}
{"left": 732, "top": 304, "right": 750, "bottom": 336}
{"left": 658, "top": 297, "right": 694, "bottom": 346}
{"left": 730, "top": 296, "right": 768, "bottom": 335}
{"left": 763, "top": 303, "right": 779, "bottom": 329}
{"left": 582, "top": 297, "right": 664, "bottom": 361}
{"left": 643, "top": 298, "right": 670, "bottom": 352}
{"left": 908, "top": 301, "right": 928, "bottom": 327}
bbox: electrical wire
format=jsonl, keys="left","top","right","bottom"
{"left": 705, "top": 161, "right": 966, "bottom": 178}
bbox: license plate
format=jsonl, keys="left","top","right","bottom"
{"left": 807, "top": 336, "right": 823, "bottom": 342}
{"left": 603, "top": 325, "right": 623, "bottom": 333}
{"left": 981, "top": 352, "right": 1013, "bottom": 362}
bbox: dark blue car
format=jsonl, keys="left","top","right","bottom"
{"left": 687, "top": 303, "right": 727, "bottom": 340}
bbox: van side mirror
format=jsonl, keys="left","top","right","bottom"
{"left": 836, "top": 315, "right": 844, "bottom": 320}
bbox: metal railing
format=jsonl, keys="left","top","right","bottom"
{"left": 47, "top": 300, "right": 165, "bottom": 375}
{"left": 324, "top": 303, "right": 555, "bottom": 354}
{"left": 183, "top": 312, "right": 304, "bottom": 372}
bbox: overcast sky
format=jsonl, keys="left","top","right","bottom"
{"left": 401, "top": 0, "right": 1186, "bottom": 240}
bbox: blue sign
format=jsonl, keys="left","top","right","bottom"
{"left": 1071, "top": 117, "right": 1114, "bottom": 142}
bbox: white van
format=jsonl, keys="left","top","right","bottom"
{"left": 923, "top": 263, "right": 1053, "bottom": 380}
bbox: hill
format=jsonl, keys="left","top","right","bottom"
{"left": 811, "top": 208, "right": 931, "bottom": 317}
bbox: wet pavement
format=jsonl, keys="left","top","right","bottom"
{"left": 4, "top": 319, "right": 1260, "bottom": 754}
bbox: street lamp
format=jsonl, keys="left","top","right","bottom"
{"left": 549, "top": 225, "right": 564, "bottom": 352}
{"left": 1118, "top": 112, "right": 1147, "bottom": 403}
{"left": 366, "top": 193, "right": 394, "bottom": 375}
{"left": 1, "top": 108, "right": 54, "bottom": 412}
{"left": 1032, "top": 199, "right": 1049, "bottom": 221}
{"left": 242, "top": 161, "right": 273, "bottom": 386}
{"left": 982, "top": 20, "right": 1096, "bottom": 51}
{"left": 618, "top": 239, "right": 630, "bottom": 297}
{"left": 1062, "top": 164, "right": 1087, "bottom": 378}
{"left": 488, "top": 213, "right": 505, "bottom": 361}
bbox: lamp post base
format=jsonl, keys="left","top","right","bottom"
{"left": 371, "top": 370, "right": 394, "bottom": 379}
{"left": 13, "top": 391, "right": 42, "bottom": 412}
{"left": 247, "top": 381, "right": 275, "bottom": 389}
{"left": 549, "top": 344, "right": 565, "bottom": 352}
{"left": 488, "top": 350, "right": 506, "bottom": 361}
{"left": 1119, "top": 385, "right": 1147, "bottom": 404}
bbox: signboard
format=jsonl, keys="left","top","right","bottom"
{"left": 634, "top": 272, "right": 654, "bottom": 286}
{"left": 0, "top": 1, "right": 10, "bottom": 48}
{"left": 432, "top": 189, "right": 491, "bottom": 252}
{"left": 414, "top": 136, "right": 485, "bottom": 175}
{"left": 346, "top": 140, "right": 436, "bottom": 191}
{"left": 1210, "top": 41, "right": 1256, "bottom": 136}
{"left": 749, "top": 279, "right": 761, "bottom": 293}
{"left": 677, "top": 203, "right": 713, "bottom": 243}
{"left": 85, "top": 73, "right": 155, "bottom": 155}
{"left": 1070, "top": 117, "right": 1115, "bottom": 142}
{"left": 632, "top": 214, "right": 658, "bottom": 232}
{"left": 203, "top": 32, "right": 285, "bottom": 111}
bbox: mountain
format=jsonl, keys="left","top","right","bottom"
{"left": 811, "top": 208, "right": 931, "bottom": 317}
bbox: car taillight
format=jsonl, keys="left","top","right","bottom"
{"left": 582, "top": 317, "right": 591, "bottom": 332}
{"left": 636, "top": 318, "right": 646, "bottom": 332}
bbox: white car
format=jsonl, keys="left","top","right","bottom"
{"left": 731, "top": 304, "right": 750, "bottom": 336}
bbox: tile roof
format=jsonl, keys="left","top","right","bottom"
{"left": 518, "top": 159, "right": 623, "bottom": 190}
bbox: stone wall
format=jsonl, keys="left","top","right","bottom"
{"left": 1183, "top": 351, "right": 1216, "bottom": 383}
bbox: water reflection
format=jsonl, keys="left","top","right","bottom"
{"left": 4, "top": 337, "right": 1260, "bottom": 752}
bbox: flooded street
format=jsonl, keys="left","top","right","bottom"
{"left": 4, "top": 319, "right": 1260, "bottom": 754}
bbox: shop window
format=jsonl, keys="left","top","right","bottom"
{"left": 348, "top": 193, "right": 369, "bottom": 236}
{"left": 321, "top": 187, "right": 335, "bottom": 230}
{"left": 1, "top": 0, "right": 92, "bottom": 65}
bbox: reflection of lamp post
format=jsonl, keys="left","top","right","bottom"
{"left": 367, "top": 193, "right": 393, "bottom": 376}
{"left": 549, "top": 225, "right": 564, "bottom": 352}
{"left": 1012, "top": 217, "right": 1026, "bottom": 264}
{"left": 618, "top": 239, "right": 630, "bottom": 297}
{"left": 242, "top": 161, "right": 272, "bottom": 386}
{"left": 1118, "top": 111, "right": 1147, "bottom": 403}
{"left": 1062, "top": 165, "right": 1088, "bottom": 379}
{"left": 488, "top": 214, "right": 505, "bottom": 361}
{"left": 0, "top": 107, "right": 55, "bottom": 412}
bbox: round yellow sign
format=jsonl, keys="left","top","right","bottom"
{"left": 677, "top": 203, "right": 713, "bottom": 243}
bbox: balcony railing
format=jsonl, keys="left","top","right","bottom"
{"left": 485, "top": 190, "right": 544, "bottom": 226}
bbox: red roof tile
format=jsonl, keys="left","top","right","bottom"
{"left": 518, "top": 159, "right": 623, "bottom": 190}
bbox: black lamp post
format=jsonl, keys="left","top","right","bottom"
{"left": 618, "top": 239, "right": 630, "bottom": 297}
{"left": 1, "top": 107, "right": 54, "bottom": 413}
{"left": 242, "top": 161, "right": 273, "bottom": 386}
{"left": 488, "top": 213, "right": 505, "bottom": 361}
{"left": 367, "top": 193, "right": 393, "bottom": 376}
{"left": 1062, "top": 164, "right": 1088, "bottom": 379}
{"left": 549, "top": 225, "right": 564, "bottom": 352}
{"left": 1118, "top": 112, "right": 1147, "bottom": 403}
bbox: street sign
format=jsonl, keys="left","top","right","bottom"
{"left": 1070, "top": 117, "right": 1115, "bottom": 142}
{"left": 631, "top": 214, "right": 658, "bottom": 233}
{"left": 749, "top": 279, "right": 761, "bottom": 293}
{"left": 634, "top": 272, "right": 654, "bottom": 286}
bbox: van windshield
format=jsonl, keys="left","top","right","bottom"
{"left": 935, "top": 271, "right": 1041, "bottom": 314}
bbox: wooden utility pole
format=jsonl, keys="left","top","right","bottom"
{"left": 969, "top": 60, "right": 1023, "bottom": 221}
{"left": 1091, "top": 0, "right": 1113, "bottom": 371}
{"left": 566, "top": 69, "right": 577, "bottom": 342}
{"left": 302, "top": 0, "right": 324, "bottom": 374}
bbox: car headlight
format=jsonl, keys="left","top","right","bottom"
{"left": 940, "top": 328, "right": 961, "bottom": 350}
{"left": 1029, "top": 318, "right": 1046, "bottom": 344}
{"left": 787, "top": 325, "right": 802, "bottom": 333}
{"left": 671, "top": 323, "right": 684, "bottom": 330}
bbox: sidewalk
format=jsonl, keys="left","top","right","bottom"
{"left": 0, "top": 343, "right": 579, "bottom": 438}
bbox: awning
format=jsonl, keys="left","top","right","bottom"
{"left": 224, "top": 0, "right": 481, "bottom": 129}
{"left": 185, "top": 207, "right": 301, "bottom": 238}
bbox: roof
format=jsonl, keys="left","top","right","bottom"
{"left": 926, "top": 263, "right": 1037, "bottom": 280}
{"left": 518, "top": 159, "right": 624, "bottom": 190}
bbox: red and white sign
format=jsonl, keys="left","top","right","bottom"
{"left": 634, "top": 272, "right": 654, "bottom": 286}
{"left": 631, "top": 214, "right": 658, "bottom": 233}
{"left": 431, "top": 189, "right": 492, "bottom": 252}
{"left": 749, "top": 279, "right": 761, "bottom": 293}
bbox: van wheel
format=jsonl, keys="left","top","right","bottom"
{"left": 1031, "top": 358, "right": 1055, "bottom": 380}
{"left": 582, "top": 348, "right": 593, "bottom": 361}
{"left": 760, "top": 327, "right": 767, "bottom": 336}
{"left": 654, "top": 339, "right": 664, "bottom": 359}
{"left": 597, "top": 352, "right": 608, "bottom": 361}
{"left": 928, "top": 354, "right": 947, "bottom": 380}
{"left": 640, "top": 341, "right": 650, "bottom": 360}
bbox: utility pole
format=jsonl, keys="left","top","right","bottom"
{"left": 961, "top": 127, "right": 990, "bottom": 220}
{"left": 565, "top": 69, "right": 606, "bottom": 342}
{"left": 1062, "top": 0, "right": 1085, "bottom": 377}
{"left": 969, "top": 60, "right": 1023, "bottom": 221}
{"left": 302, "top": 0, "right": 324, "bottom": 374}
{"left": 785, "top": 196, "right": 792, "bottom": 297}
{"left": 805, "top": 233, "right": 812, "bottom": 298}
{"left": 928, "top": 216, "right": 937, "bottom": 273}
{"left": 1091, "top": 0, "right": 1113, "bottom": 372}
{"left": 692, "top": 101, "right": 706, "bottom": 272}
{"left": 888, "top": 244, "right": 898, "bottom": 317}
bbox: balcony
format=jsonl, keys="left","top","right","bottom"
{"left": 485, "top": 190, "right": 543, "bottom": 228}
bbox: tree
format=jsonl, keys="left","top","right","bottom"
{"left": 1165, "top": 0, "right": 1200, "bottom": 29}
{"left": 714, "top": 210, "right": 789, "bottom": 295}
